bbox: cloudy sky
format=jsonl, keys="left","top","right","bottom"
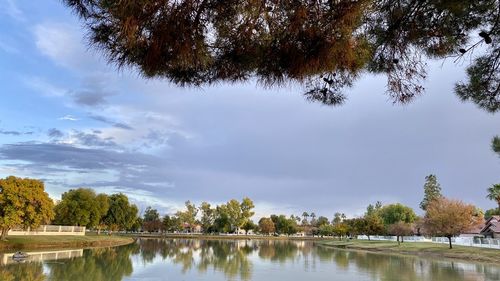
{"left": 0, "top": 1, "right": 499, "bottom": 219}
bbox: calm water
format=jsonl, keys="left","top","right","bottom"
{"left": 1, "top": 239, "right": 500, "bottom": 281}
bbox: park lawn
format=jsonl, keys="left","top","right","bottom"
{"left": 0, "top": 234, "right": 134, "bottom": 251}
{"left": 316, "top": 240, "right": 500, "bottom": 264}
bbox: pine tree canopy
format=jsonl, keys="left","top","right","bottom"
{"left": 63, "top": 0, "right": 499, "bottom": 110}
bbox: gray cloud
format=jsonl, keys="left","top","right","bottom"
{"left": 47, "top": 128, "right": 63, "bottom": 139}
{"left": 0, "top": 129, "right": 33, "bottom": 136}
{"left": 72, "top": 131, "right": 118, "bottom": 148}
{"left": 71, "top": 89, "right": 112, "bottom": 106}
{"left": 89, "top": 115, "right": 133, "bottom": 130}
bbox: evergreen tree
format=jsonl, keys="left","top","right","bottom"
{"left": 420, "top": 174, "right": 443, "bottom": 211}
{"left": 493, "top": 136, "right": 500, "bottom": 157}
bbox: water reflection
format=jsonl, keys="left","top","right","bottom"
{"left": 47, "top": 243, "right": 139, "bottom": 281}
{"left": 0, "top": 239, "right": 499, "bottom": 281}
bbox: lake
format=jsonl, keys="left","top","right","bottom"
{"left": 1, "top": 238, "right": 500, "bottom": 281}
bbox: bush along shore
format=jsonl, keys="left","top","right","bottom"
{"left": 0, "top": 235, "right": 135, "bottom": 251}
{"left": 314, "top": 240, "right": 500, "bottom": 264}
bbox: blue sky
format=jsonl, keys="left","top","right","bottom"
{"left": 1, "top": 0, "right": 499, "bottom": 219}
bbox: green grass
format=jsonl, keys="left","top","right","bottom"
{"left": 316, "top": 240, "right": 500, "bottom": 264}
{"left": 0, "top": 234, "right": 134, "bottom": 251}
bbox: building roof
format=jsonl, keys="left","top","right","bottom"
{"left": 486, "top": 216, "right": 500, "bottom": 224}
{"left": 481, "top": 221, "right": 500, "bottom": 234}
{"left": 463, "top": 224, "right": 484, "bottom": 234}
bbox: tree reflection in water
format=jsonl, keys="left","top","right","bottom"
{"left": 1, "top": 239, "right": 499, "bottom": 281}
{"left": 0, "top": 262, "right": 46, "bottom": 281}
{"left": 47, "top": 243, "right": 139, "bottom": 281}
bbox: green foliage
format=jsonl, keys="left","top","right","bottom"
{"left": 484, "top": 208, "right": 500, "bottom": 219}
{"left": 493, "top": 136, "right": 500, "bottom": 156}
{"left": 63, "top": 0, "right": 500, "bottom": 110}
{"left": 241, "top": 220, "right": 257, "bottom": 234}
{"left": 176, "top": 201, "right": 198, "bottom": 232}
{"left": 420, "top": 174, "right": 442, "bottom": 211}
{"left": 379, "top": 203, "right": 417, "bottom": 225}
{"left": 199, "top": 202, "right": 215, "bottom": 233}
{"left": 142, "top": 206, "right": 161, "bottom": 232}
{"left": 103, "top": 193, "right": 138, "bottom": 231}
{"left": 0, "top": 176, "right": 54, "bottom": 239}
{"left": 270, "top": 215, "right": 298, "bottom": 235}
{"left": 486, "top": 184, "right": 500, "bottom": 209}
{"left": 54, "top": 188, "right": 109, "bottom": 229}
{"left": 315, "top": 216, "right": 330, "bottom": 227}
{"left": 162, "top": 215, "right": 182, "bottom": 232}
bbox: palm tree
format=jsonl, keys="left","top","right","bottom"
{"left": 310, "top": 212, "right": 316, "bottom": 223}
{"left": 487, "top": 184, "right": 500, "bottom": 210}
{"left": 302, "top": 212, "right": 309, "bottom": 225}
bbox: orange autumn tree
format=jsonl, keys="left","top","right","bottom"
{"left": 423, "top": 197, "right": 482, "bottom": 249}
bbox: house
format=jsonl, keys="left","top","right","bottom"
{"left": 480, "top": 216, "right": 500, "bottom": 238}
{"left": 459, "top": 224, "right": 484, "bottom": 237}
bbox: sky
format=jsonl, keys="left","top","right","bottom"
{"left": 0, "top": 1, "right": 499, "bottom": 219}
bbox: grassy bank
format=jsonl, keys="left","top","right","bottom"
{"left": 0, "top": 234, "right": 135, "bottom": 251}
{"left": 315, "top": 240, "right": 500, "bottom": 264}
{"left": 125, "top": 233, "right": 330, "bottom": 241}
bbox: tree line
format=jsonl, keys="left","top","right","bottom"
{"left": 1, "top": 173, "right": 499, "bottom": 249}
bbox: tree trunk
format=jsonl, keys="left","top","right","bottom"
{"left": 447, "top": 236, "right": 453, "bottom": 249}
{"left": 1, "top": 228, "right": 9, "bottom": 241}
{"left": 367, "top": 235, "right": 370, "bottom": 241}
{"left": 397, "top": 236, "right": 400, "bottom": 246}
{"left": 401, "top": 236, "right": 404, "bottom": 243}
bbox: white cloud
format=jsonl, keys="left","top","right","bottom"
{"left": 33, "top": 22, "right": 102, "bottom": 71}
{"left": 1, "top": 0, "right": 24, "bottom": 21}
{"left": 23, "top": 76, "right": 66, "bottom": 97}
{"left": 59, "top": 115, "right": 79, "bottom": 121}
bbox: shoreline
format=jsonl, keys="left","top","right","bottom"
{"left": 314, "top": 240, "right": 500, "bottom": 265}
{"left": 125, "top": 233, "right": 330, "bottom": 241}
{"left": 0, "top": 235, "right": 135, "bottom": 252}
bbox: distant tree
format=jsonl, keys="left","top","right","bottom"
{"left": 142, "top": 206, "right": 161, "bottom": 232}
{"left": 332, "top": 222, "right": 349, "bottom": 239}
{"left": 366, "top": 201, "right": 383, "bottom": 216}
{"left": 487, "top": 184, "right": 500, "bottom": 210}
{"left": 388, "top": 222, "right": 414, "bottom": 245}
{"left": 258, "top": 218, "right": 275, "bottom": 235}
{"left": 420, "top": 174, "right": 442, "bottom": 211}
{"left": 103, "top": 193, "right": 138, "bottom": 232}
{"left": 199, "top": 202, "right": 215, "bottom": 233}
{"left": 301, "top": 212, "right": 309, "bottom": 225}
{"left": 345, "top": 218, "right": 365, "bottom": 238}
{"left": 162, "top": 215, "right": 181, "bottom": 232}
{"left": 95, "top": 193, "right": 110, "bottom": 234}
{"left": 54, "top": 188, "right": 109, "bottom": 230}
{"left": 423, "top": 197, "right": 481, "bottom": 249}
{"left": 493, "top": 136, "right": 500, "bottom": 156}
{"left": 271, "top": 215, "right": 298, "bottom": 236}
{"left": 485, "top": 208, "right": 500, "bottom": 219}
{"left": 176, "top": 201, "right": 198, "bottom": 232}
{"left": 315, "top": 216, "right": 330, "bottom": 227}
{"left": 213, "top": 206, "right": 231, "bottom": 233}
{"left": 379, "top": 203, "right": 417, "bottom": 225}
{"left": 332, "top": 213, "right": 343, "bottom": 225}
{"left": 240, "top": 197, "right": 255, "bottom": 229}
{"left": 241, "top": 220, "right": 257, "bottom": 235}
{"left": 362, "top": 215, "right": 385, "bottom": 240}
{"left": 0, "top": 176, "right": 54, "bottom": 240}
{"left": 318, "top": 224, "right": 335, "bottom": 237}
{"left": 310, "top": 213, "right": 317, "bottom": 225}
